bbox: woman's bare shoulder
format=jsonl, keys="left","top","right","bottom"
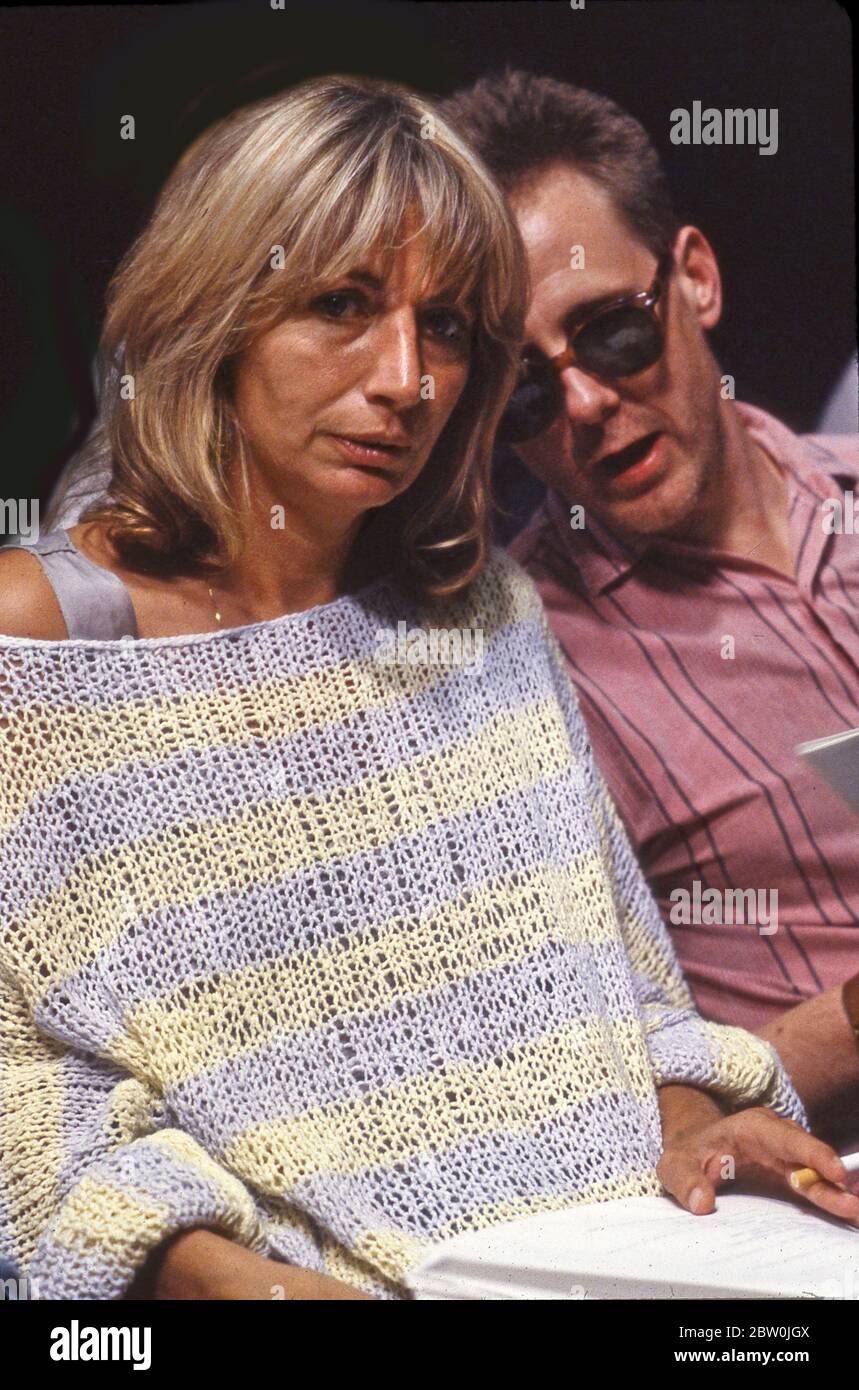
{"left": 0, "top": 546, "right": 68, "bottom": 639}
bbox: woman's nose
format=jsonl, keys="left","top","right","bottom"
{"left": 363, "top": 311, "right": 424, "bottom": 408}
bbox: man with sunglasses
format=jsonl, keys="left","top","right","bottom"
{"left": 443, "top": 71, "right": 859, "bottom": 1143}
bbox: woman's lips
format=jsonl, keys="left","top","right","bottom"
{"left": 330, "top": 434, "right": 408, "bottom": 471}
{"left": 597, "top": 431, "right": 666, "bottom": 496}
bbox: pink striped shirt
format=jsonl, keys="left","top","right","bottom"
{"left": 509, "top": 402, "right": 859, "bottom": 1029}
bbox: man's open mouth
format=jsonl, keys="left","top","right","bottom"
{"left": 598, "top": 431, "right": 662, "bottom": 478}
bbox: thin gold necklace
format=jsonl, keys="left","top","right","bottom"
{"left": 207, "top": 583, "right": 222, "bottom": 627}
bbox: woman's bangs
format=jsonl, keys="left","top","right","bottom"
{"left": 299, "top": 134, "right": 494, "bottom": 314}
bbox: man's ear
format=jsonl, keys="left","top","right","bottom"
{"left": 672, "top": 226, "right": 722, "bottom": 330}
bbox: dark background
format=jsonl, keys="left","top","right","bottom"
{"left": 0, "top": 0, "right": 854, "bottom": 536}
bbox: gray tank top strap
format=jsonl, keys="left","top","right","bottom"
{"left": 21, "top": 529, "right": 138, "bottom": 640}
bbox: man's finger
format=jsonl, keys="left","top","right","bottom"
{"left": 740, "top": 1113, "right": 849, "bottom": 1187}
{"left": 784, "top": 1168, "right": 859, "bottom": 1228}
{"left": 656, "top": 1150, "right": 717, "bottom": 1214}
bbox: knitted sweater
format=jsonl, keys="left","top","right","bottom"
{"left": 0, "top": 547, "right": 802, "bottom": 1300}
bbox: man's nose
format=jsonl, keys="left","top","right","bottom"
{"left": 364, "top": 311, "right": 423, "bottom": 408}
{"left": 558, "top": 365, "right": 621, "bottom": 427}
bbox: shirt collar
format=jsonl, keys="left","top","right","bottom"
{"left": 545, "top": 400, "right": 859, "bottom": 597}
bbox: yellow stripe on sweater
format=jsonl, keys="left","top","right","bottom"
{"left": 47, "top": 1130, "right": 267, "bottom": 1261}
{"left": 0, "top": 574, "right": 528, "bottom": 835}
{"left": 350, "top": 1167, "right": 665, "bottom": 1288}
{"left": 123, "top": 853, "right": 620, "bottom": 1084}
{"left": 432, "top": 1165, "right": 664, "bottom": 1247}
{"left": 0, "top": 1054, "right": 66, "bottom": 1268}
{"left": 0, "top": 662, "right": 403, "bottom": 834}
{"left": 48, "top": 1173, "right": 170, "bottom": 1259}
{"left": 323, "top": 1228, "right": 429, "bottom": 1295}
{"left": 220, "top": 1018, "right": 653, "bottom": 1192}
{"left": 19, "top": 696, "right": 575, "bottom": 992}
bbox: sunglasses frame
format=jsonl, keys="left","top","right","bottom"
{"left": 544, "top": 248, "right": 673, "bottom": 379}
{"left": 501, "top": 249, "right": 674, "bottom": 443}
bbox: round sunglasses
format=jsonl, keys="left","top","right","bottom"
{"left": 499, "top": 251, "right": 673, "bottom": 444}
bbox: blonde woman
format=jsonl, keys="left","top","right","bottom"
{"left": 0, "top": 75, "right": 855, "bottom": 1304}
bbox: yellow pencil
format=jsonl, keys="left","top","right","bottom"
{"left": 790, "top": 1150, "right": 859, "bottom": 1191}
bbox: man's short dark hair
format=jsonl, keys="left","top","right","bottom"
{"left": 439, "top": 68, "right": 679, "bottom": 258}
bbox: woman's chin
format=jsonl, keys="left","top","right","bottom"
{"left": 325, "top": 461, "right": 407, "bottom": 505}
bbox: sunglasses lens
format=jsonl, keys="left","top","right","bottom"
{"left": 498, "top": 363, "right": 561, "bottom": 444}
{"left": 574, "top": 306, "right": 663, "bottom": 379}
{"left": 498, "top": 303, "right": 665, "bottom": 444}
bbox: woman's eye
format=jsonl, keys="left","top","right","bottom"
{"left": 313, "top": 291, "right": 367, "bottom": 320}
{"left": 424, "top": 308, "right": 471, "bottom": 346}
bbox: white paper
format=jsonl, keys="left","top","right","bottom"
{"left": 797, "top": 726, "right": 859, "bottom": 813}
{"left": 407, "top": 1193, "right": 859, "bottom": 1300}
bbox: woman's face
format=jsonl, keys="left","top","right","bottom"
{"left": 232, "top": 230, "right": 475, "bottom": 520}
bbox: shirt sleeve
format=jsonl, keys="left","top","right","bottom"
{"left": 0, "top": 966, "right": 269, "bottom": 1300}
{"left": 537, "top": 609, "right": 807, "bottom": 1126}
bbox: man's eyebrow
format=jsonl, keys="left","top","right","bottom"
{"left": 560, "top": 284, "right": 640, "bottom": 328}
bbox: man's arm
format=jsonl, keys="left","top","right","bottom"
{"left": 757, "top": 981, "right": 859, "bottom": 1132}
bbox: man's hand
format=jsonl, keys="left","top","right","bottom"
{"left": 656, "top": 1088, "right": 859, "bottom": 1227}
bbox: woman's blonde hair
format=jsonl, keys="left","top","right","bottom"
{"left": 52, "top": 74, "right": 528, "bottom": 599}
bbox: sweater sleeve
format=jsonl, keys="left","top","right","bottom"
{"left": 537, "top": 611, "right": 806, "bottom": 1126}
{"left": 0, "top": 967, "right": 269, "bottom": 1300}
